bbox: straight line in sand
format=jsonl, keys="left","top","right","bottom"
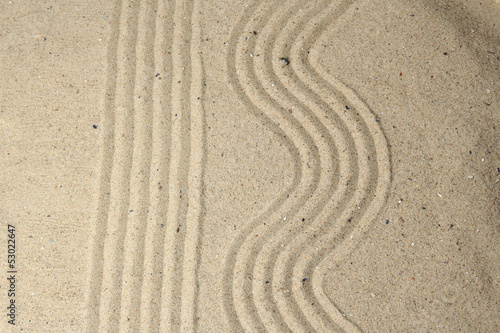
{"left": 86, "top": 0, "right": 206, "bottom": 332}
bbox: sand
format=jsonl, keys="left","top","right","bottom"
{"left": 0, "top": 0, "right": 498, "bottom": 332}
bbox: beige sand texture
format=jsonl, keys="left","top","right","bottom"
{"left": 0, "top": 0, "right": 499, "bottom": 332}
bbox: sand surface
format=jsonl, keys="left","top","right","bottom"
{"left": 0, "top": 0, "right": 499, "bottom": 332}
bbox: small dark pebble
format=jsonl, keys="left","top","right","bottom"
{"left": 443, "top": 52, "right": 448, "bottom": 55}
{"left": 130, "top": 210, "right": 133, "bottom": 212}
{"left": 302, "top": 218, "right": 305, "bottom": 221}
{"left": 347, "top": 219, "right": 351, "bottom": 222}
{"left": 422, "top": 207, "right": 426, "bottom": 210}
{"left": 265, "top": 281, "right": 269, "bottom": 284}
{"left": 155, "top": 73, "right": 160, "bottom": 77}
{"left": 385, "top": 219, "right": 389, "bottom": 224}
{"left": 302, "top": 278, "right": 307, "bottom": 282}
{"left": 345, "top": 105, "right": 350, "bottom": 109}
{"left": 279, "top": 57, "right": 290, "bottom": 65}
{"left": 93, "top": 125, "right": 97, "bottom": 129}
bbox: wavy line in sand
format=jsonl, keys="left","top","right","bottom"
{"left": 290, "top": 2, "right": 391, "bottom": 332}
{"left": 261, "top": 1, "right": 390, "bottom": 332}
{"left": 223, "top": 1, "right": 322, "bottom": 331}
{"left": 252, "top": 1, "right": 358, "bottom": 331}
{"left": 271, "top": 1, "right": 392, "bottom": 331}
{"left": 223, "top": 0, "right": 357, "bottom": 332}
{"left": 251, "top": 2, "right": 355, "bottom": 332}
{"left": 224, "top": 0, "right": 391, "bottom": 332}
{"left": 245, "top": 1, "right": 360, "bottom": 331}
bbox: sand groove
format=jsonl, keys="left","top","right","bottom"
{"left": 224, "top": 1, "right": 323, "bottom": 331}
{"left": 84, "top": 0, "right": 121, "bottom": 330}
{"left": 86, "top": 0, "right": 205, "bottom": 332}
{"left": 140, "top": 0, "right": 176, "bottom": 330}
{"left": 179, "top": 3, "right": 206, "bottom": 331}
{"left": 290, "top": 2, "right": 391, "bottom": 332}
{"left": 158, "top": 0, "right": 195, "bottom": 331}
{"left": 118, "top": 0, "right": 158, "bottom": 331}
{"left": 224, "top": 0, "right": 391, "bottom": 332}
{"left": 224, "top": 0, "right": 340, "bottom": 331}
{"left": 95, "top": 1, "right": 140, "bottom": 331}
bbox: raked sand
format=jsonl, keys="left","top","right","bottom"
{"left": 0, "top": 0, "right": 499, "bottom": 332}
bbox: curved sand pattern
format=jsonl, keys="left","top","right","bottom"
{"left": 2, "top": 0, "right": 498, "bottom": 331}
{"left": 223, "top": 0, "right": 391, "bottom": 332}
{"left": 82, "top": 0, "right": 497, "bottom": 332}
{"left": 83, "top": 0, "right": 498, "bottom": 332}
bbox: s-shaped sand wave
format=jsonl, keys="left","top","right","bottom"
{"left": 223, "top": 0, "right": 327, "bottom": 331}
{"left": 282, "top": 1, "right": 391, "bottom": 332}
{"left": 223, "top": 0, "right": 391, "bottom": 332}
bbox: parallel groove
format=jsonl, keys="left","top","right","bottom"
{"left": 87, "top": 1, "right": 205, "bottom": 332}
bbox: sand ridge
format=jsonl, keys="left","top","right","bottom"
{"left": 222, "top": 0, "right": 390, "bottom": 332}
{"left": 63, "top": 0, "right": 500, "bottom": 331}
{"left": 86, "top": 0, "right": 206, "bottom": 331}
{"left": 0, "top": 0, "right": 498, "bottom": 332}
{"left": 85, "top": 1, "right": 391, "bottom": 331}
